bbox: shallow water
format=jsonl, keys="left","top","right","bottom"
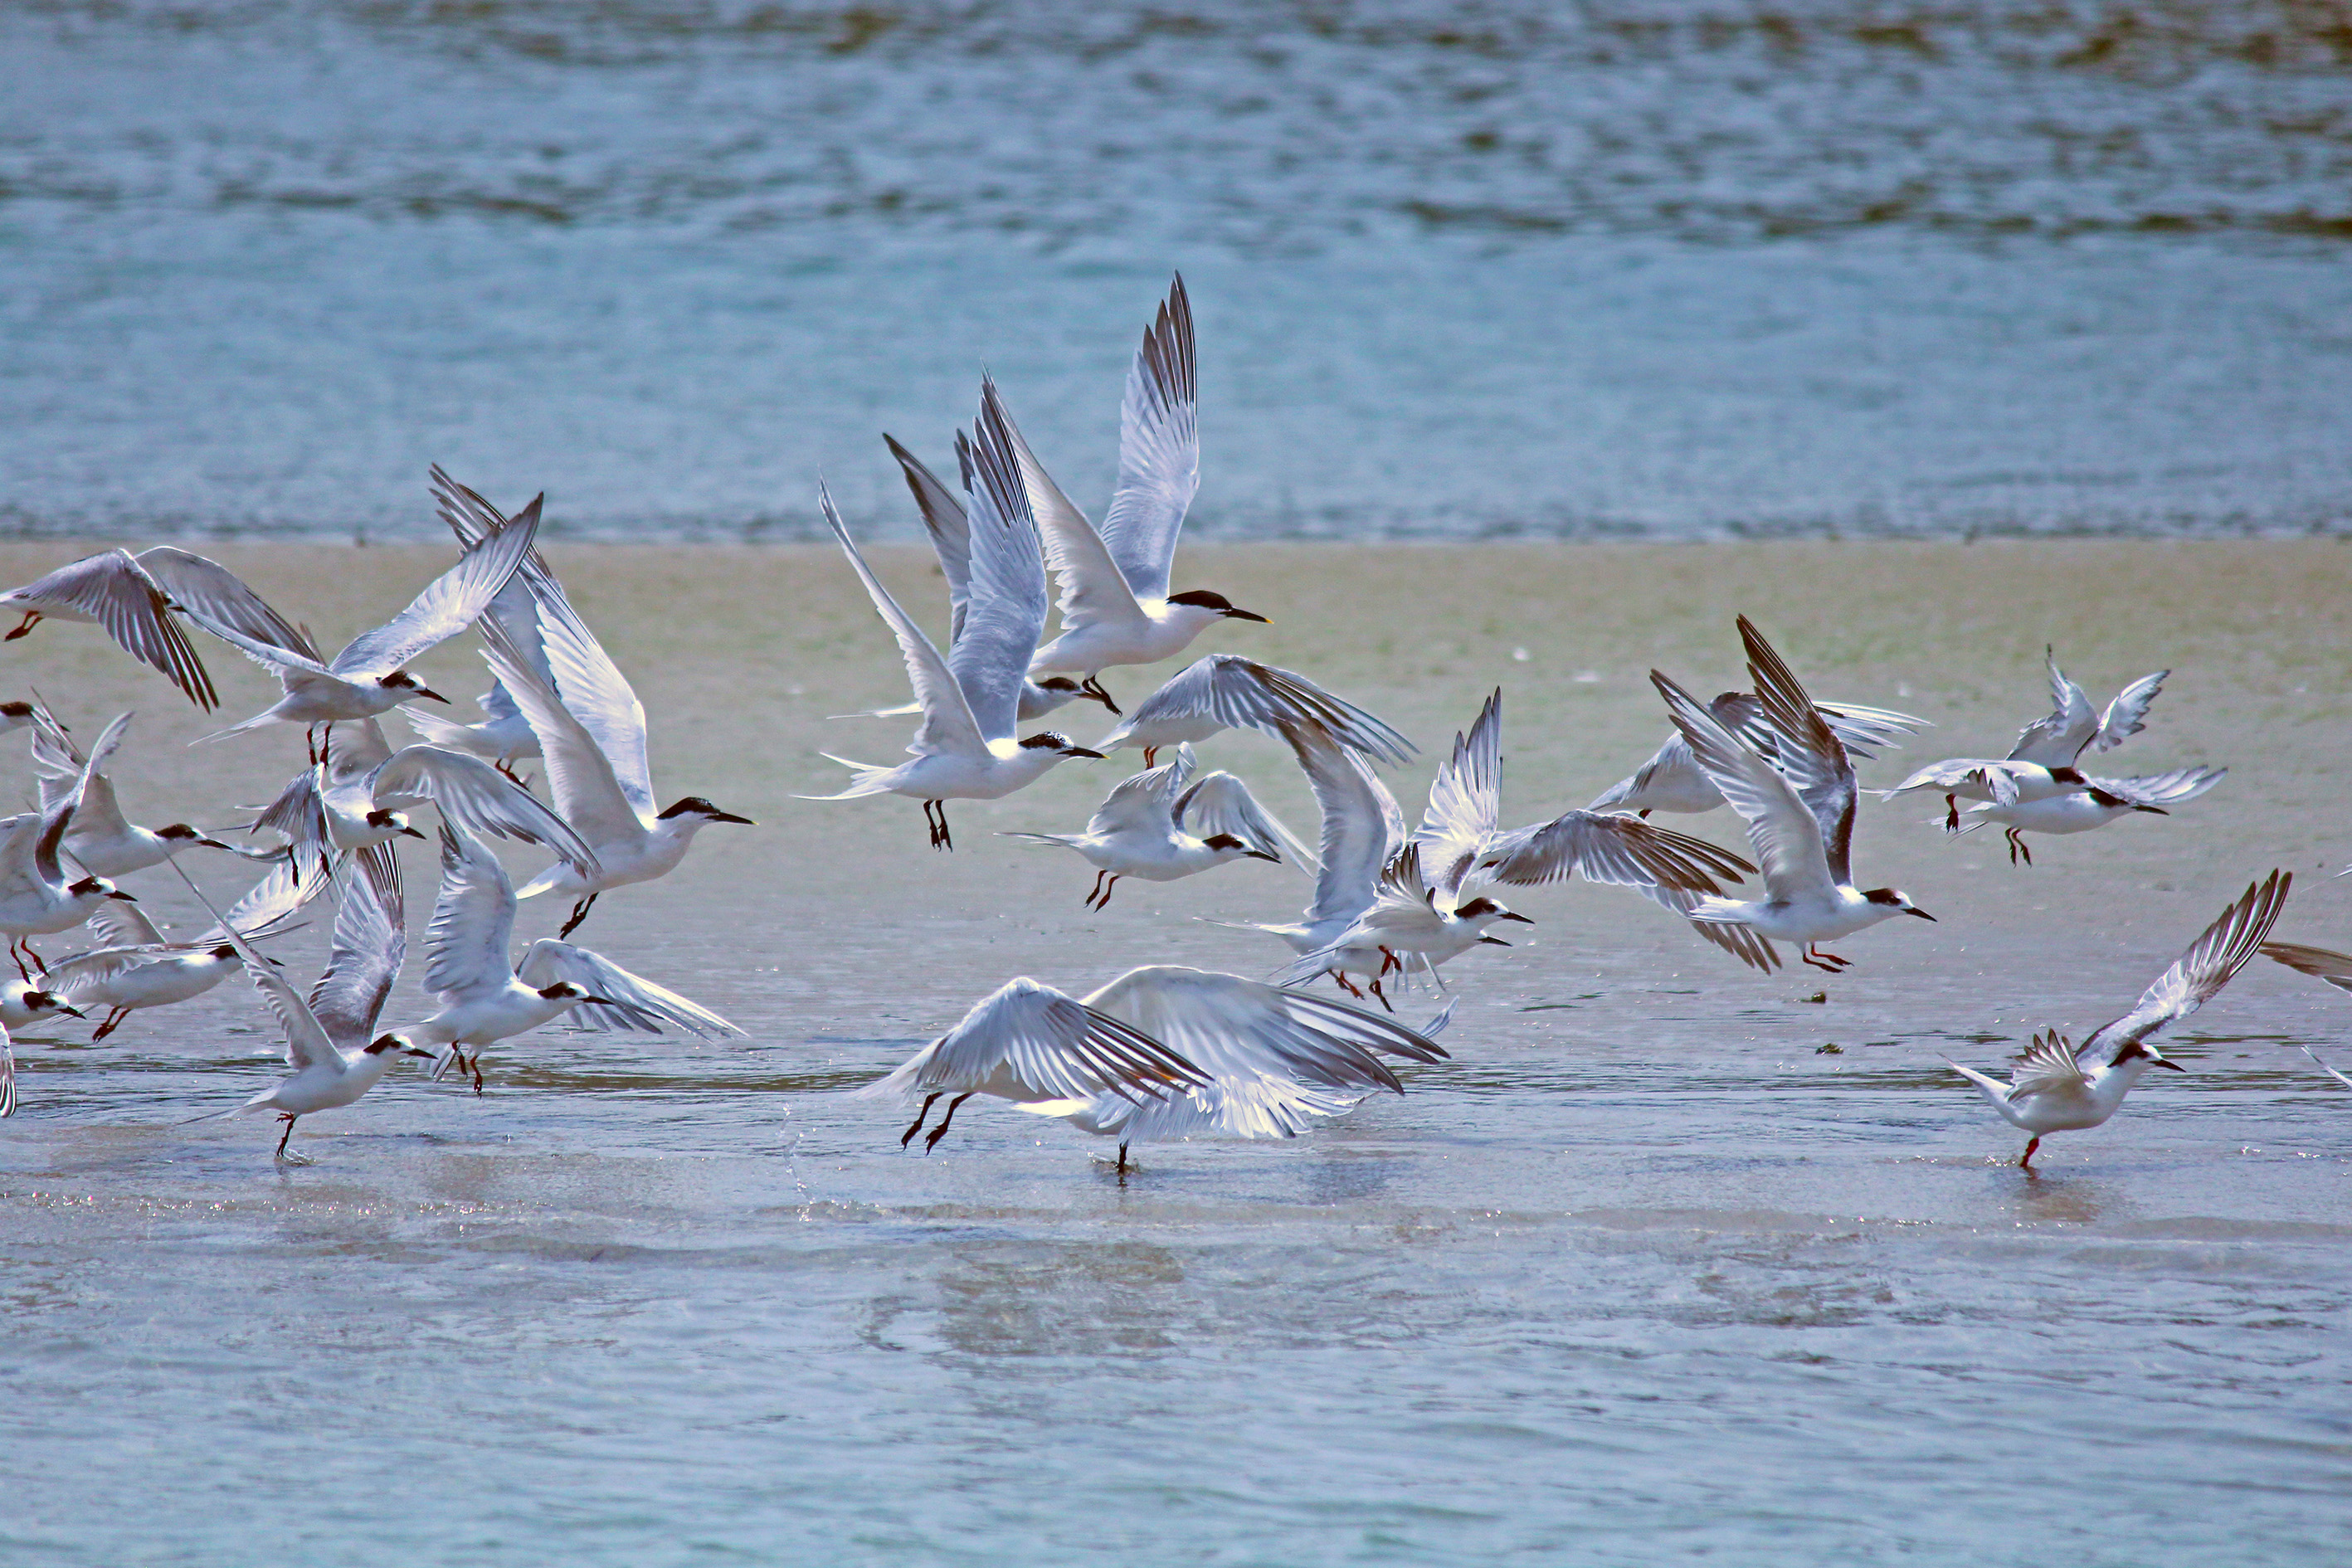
{"left": 2, "top": 539, "right": 2349, "bottom": 1563}
{"left": 5, "top": 2, "right": 2352, "bottom": 538}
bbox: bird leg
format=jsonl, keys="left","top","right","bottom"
{"left": 1378, "top": 947, "right": 1401, "bottom": 977}
{"left": 1116, "top": 1142, "right": 1132, "bottom": 1181}
{"left": 1083, "top": 869, "right": 1108, "bottom": 908}
{"left": 1800, "top": 945, "right": 1852, "bottom": 972}
{"left": 16, "top": 941, "right": 44, "bottom": 978}
{"left": 3, "top": 611, "right": 41, "bottom": 640}
{"left": 1638, "top": 808, "right": 1652, "bottom": 819}
{"left": 2004, "top": 827, "right": 2033, "bottom": 867}
{"left": 1081, "top": 678, "right": 1122, "bottom": 715}
{"left": 923, "top": 800, "right": 954, "bottom": 851}
{"left": 1329, "top": 969, "right": 1365, "bottom": 1000}
{"left": 1366, "top": 976, "right": 1395, "bottom": 1013}
{"left": 2019, "top": 1136, "right": 2041, "bottom": 1169}
{"left": 469, "top": 1051, "right": 485, "bottom": 1095}
{"left": 1142, "top": 747, "right": 1158, "bottom": 767}
{"left": 495, "top": 760, "right": 524, "bottom": 783}
{"left": 274, "top": 1113, "right": 299, "bottom": 1158}
{"left": 93, "top": 1006, "right": 129, "bottom": 1042}
{"left": 923, "top": 1092, "right": 973, "bottom": 1152}
{"left": 1943, "top": 793, "right": 1960, "bottom": 834}
{"left": 559, "top": 894, "right": 598, "bottom": 937}
{"left": 1091, "top": 875, "right": 1120, "bottom": 911}
{"left": 900, "top": 1092, "right": 941, "bottom": 1148}
{"left": 7, "top": 942, "right": 29, "bottom": 985}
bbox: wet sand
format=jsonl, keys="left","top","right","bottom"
{"left": 2, "top": 539, "right": 2348, "bottom": 1565}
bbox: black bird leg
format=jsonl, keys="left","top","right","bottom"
{"left": 1142, "top": 747, "right": 1158, "bottom": 767}
{"left": 1081, "top": 677, "right": 1121, "bottom": 715}
{"left": 93, "top": 1006, "right": 129, "bottom": 1041}
{"left": 1366, "top": 976, "right": 1395, "bottom": 1013}
{"left": 274, "top": 1113, "right": 299, "bottom": 1158}
{"left": 2005, "top": 827, "right": 2033, "bottom": 866}
{"left": 1116, "top": 1142, "right": 1132, "bottom": 1180}
{"left": 1800, "top": 945, "right": 1852, "bottom": 972}
{"left": 923, "top": 1092, "right": 973, "bottom": 1152}
{"left": 559, "top": 894, "right": 598, "bottom": 937}
{"left": 900, "top": 1092, "right": 941, "bottom": 1148}
{"left": 1083, "top": 870, "right": 1108, "bottom": 908}
{"left": 1944, "top": 792, "right": 1960, "bottom": 833}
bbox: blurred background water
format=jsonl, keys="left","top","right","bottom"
{"left": 5, "top": 0, "right": 2352, "bottom": 539}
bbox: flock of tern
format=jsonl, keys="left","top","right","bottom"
{"left": 0, "top": 275, "right": 2341, "bottom": 1173}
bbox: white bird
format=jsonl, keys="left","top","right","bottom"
{"left": 1593, "top": 694, "right": 1923, "bottom": 818}
{"left": 803, "top": 388, "right": 1104, "bottom": 850}
{"left": 1275, "top": 689, "right": 1749, "bottom": 1001}
{"left": 1955, "top": 766, "right": 2226, "bottom": 865}
{"left": 869, "top": 431, "right": 1118, "bottom": 723}
{"left": 1010, "top": 968, "right": 1450, "bottom": 1174}
{"left": 411, "top": 824, "right": 739, "bottom": 1092}
{"left": 1002, "top": 744, "right": 1308, "bottom": 909}
{"left": 176, "top": 845, "right": 432, "bottom": 1161}
{"left": 2255, "top": 941, "right": 2352, "bottom": 1091}
{"left": 1884, "top": 649, "right": 2168, "bottom": 829}
{"left": 1010, "top": 277, "right": 1269, "bottom": 705}
{"left": 0, "top": 546, "right": 312, "bottom": 711}
{"left": 1092, "top": 653, "right": 1417, "bottom": 768}
{"left": 189, "top": 509, "right": 542, "bottom": 741}
{"left": 1949, "top": 870, "right": 2287, "bottom": 1166}
{"left": 399, "top": 466, "right": 554, "bottom": 773}
{"left": 47, "top": 857, "right": 320, "bottom": 1040}
{"left": 0, "top": 713, "right": 142, "bottom": 977}
{"left": 1652, "top": 618, "right": 1935, "bottom": 974}
{"left": 27, "top": 705, "right": 268, "bottom": 878}
{"left": 0, "top": 980, "right": 85, "bottom": 1031}
{"left": 246, "top": 716, "right": 597, "bottom": 881}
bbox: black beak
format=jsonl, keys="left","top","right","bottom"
{"left": 1478, "top": 935, "right": 1512, "bottom": 947}
{"left": 56, "top": 1003, "right": 87, "bottom": 1019}
{"left": 1497, "top": 910, "right": 1536, "bottom": 924}
{"left": 195, "top": 838, "right": 236, "bottom": 851}
{"left": 2152, "top": 1057, "right": 2187, "bottom": 1072}
{"left": 415, "top": 687, "right": 450, "bottom": 704}
{"left": 400, "top": 825, "right": 428, "bottom": 840}
{"left": 1245, "top": 850, "right": 1282, "bottom": 862}
{"left": 583, "top": 996, "right": 626, "bottom": 1008}
{"left": 402, "top": 1047, "right": 438, "bottom": 1059}
{"left": 108, "top": 890, "right": 138, "bottom": 902}
{"left": 710, "top": 811, "right": 755, "bottom": 825}
{"left": 1079, "top": 687, "right": 1118, "bottom": 711}
{"left": 1223, "top": 608, "right": 1269, "bottom": 623}
{"left": 2134, "top": 805, "right": 2170, "bottom": 815}
{"left": 1908, "top": 908, "right": 1937, "bottom": 920}
{"left": 1063, "top": 746, "right": 1107, "bottom": 759}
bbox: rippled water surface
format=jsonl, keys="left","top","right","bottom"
{"left": 4, "top": 2, "right": 2352, "bottom": 537}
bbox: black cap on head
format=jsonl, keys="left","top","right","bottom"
{"left": 211, "top": 944, "right": 239, "bottom": 960}
{"left": 159, "top": 823, "right": 202, "bottom": 840}
{"left": 364, "top": 1033, "right": 404, "bottom": 1054}
{"left": 0, "top": 700, "right": 32, "bottom": 718}
{"left": 1019, "top": 733, "right": 1071, "bottom": 751}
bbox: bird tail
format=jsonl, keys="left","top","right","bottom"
{"left": 1681, "top": 896, "right": 1751, "bottom": 925}
{"left": 399, "top": 707, "right": 477, "bottom": 747}
{"left": 793, "top": 754, "right": 900, "bottom": 801}
{"left": 188, "top": 713, "right": 277, "bottom": 747}
{"left": 1943, "top": 1058, "right": 2012, "bottom": 1104}
{"left": 825, "top": 703, "right": 921, "bottom": 720}
{"left": 997, "top": 832, "right": 1083, "bottom": 850}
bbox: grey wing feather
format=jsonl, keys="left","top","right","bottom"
{"left": 951, "top": 384, "right": 1054, "bottom": 743}
{"left": 194, "top": 856, "right": 328, "bottom": 945}
{"left": 370, "top": 744, "right": 600, "bottom": 874}
{"left": 1110, "top": 655, "right": 1416, "bottom": 766}
{"left": 516, "top": 939, "right": 742, "bottom": 1038}
{"left": 1085, "top": 966, "right": 1444, "bottom": 1095}
{"left": 884, "top": 433, "right": 974, "bottom": 646}
{"left": 332, "top": 507, "right": 538, "bottom": 678}
{"left": 2261, "top": 941, "right": 2352, "bottom": 995}
{"left": 2007, "top": 648, "right": 2098, "bottom": 766}
{"left": 2005, "top": 1030, "right": 2088, "bottom": 1097}
{"left": 1818, "top": 701, "right": 1928, "bottom": 759}
{"left": 1482, "top": 811, "right": 1753, "bottom": 893}
{"left": 135, "top": 548, "right": 318, "bottom": 662}
{"left": 1096, "top": 275, "right": 1200, "bottom": 603}
{"left": 2, "top": 552, "right": 219, "bottom": 709}
{"left": 2092, "top": 670, "right": 2168, "bottom": 752}
{"left": 1410, "top": 689, "right": 1503, "bottom": 903}
{"left": 1292, "top": 729, "right": 1405, "bottom": 929}
{"left": 422, "top": 823, "right": 518, "bottom": 999}
{"left": 307, "top": 843, "right": 404, "bottom": 1049}
{"left": 1738, "top": 617, "right": 1858, "bottom": 886}
{"left": 2082, "top": 871, "right": 2290, "bottom": 1056}
{"left": 859, "top": 977, "right": 1207, "bottom": 1106}
{"left": 2088, "top": 766, "right": 2226, "bottom": 806}
{"left": 1173, "top": 770, "right": 1317, "bottom": 869}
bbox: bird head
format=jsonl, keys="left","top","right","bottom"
{"left": 1165, "top": 589, "right": 1269, "bottom": 626}
{"left": 656, "top": 796, "right": 755, "bottom": 825}
{"left": 0, "top": 700, "right": 32, "bottom": 722}
{"left": 366, "top": 807, "right": 428, "bottom": 840}
{"left": 71, "top": 876, "right": 135, "bottom": 903}
{"left": 366, "top": 1030, "right": 439, "bottom": 1060}
{"left": 209, "top": 944, "right": 240, "bottom": 961}
{"left": 1035, "top": 676, "right": 1119, "bottom": 713}
{"left": 2113, "top": 1040, "right": 2187, "bottom": 1073}
{"left": 379, "top": 670, "right": 449, "bottom": 703}
{"left": 1864, "top": 887, "right": 1936, "bottom": 920}
{"left": 25, "top": 990, "right": 83, "bottom": 1019}
{"left": 156, "top": 823, "right": 206, "bottom": 843}
{"left": 1018, "top": 733, "right": 1105, "bottom": 760}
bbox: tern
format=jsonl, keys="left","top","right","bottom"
{"left": 411, "top": 824, "right": 740, "bottom": 1092}
{"left": 1007, "top": 277, "right": 1269, "bottom": 706}
{"left": 1949, "top": 871, "right": 2287, "bottom": 1166}
{"left": 0, "top": 981, "right": 84, "bottom": 1031}
{"left": 1002, "top": 744, "right": 1307, "bottom": 909}
{"left": 1092, "top": 654, "right": 1416, "bottom": 768}
{"left": 1013, "top": 969, "right": 1450, "bottom": 1174}
{"left": 27, "top": 705, "right": 260, "bottom": 877}
{"left": 50, "top": 858, "right": 319, "bottom": 1040}
{"left": 0, "top": 546, "right": 312, "bottom": 711}
{"left": 0, "top": 713, "right": 142, "bottom": 977}
{"left": 245, "top": 716, "right": 597, "bottom": 882}
{"left": 1592, "top": 694, "right": 1924, "bottom": 817}
{"left": 866, "top": 432, "right": 1119, "bottom": 723}
{"left": 1885, "top": 649, "right": 2168, "bottom": 829}
{"left": 189, "top": 508, "right": 542, "bottom": 742}
{"left": 804, "top": 388, "right": 1103, "bottom": 850}
{"left": 401, "top": 468, "right": 558, "bottom": 774}
{"left": 855, "top": 971, "right": 1218, "bottom": 1161}
{"left": 1652, "top": 618, "right": 1934, "bottom": 973}
{"left": 175, "top": 846, "right": 432, "bottom": 1161}
{"left": 1955, "top": 767, "right": 2225, "bottom": 864}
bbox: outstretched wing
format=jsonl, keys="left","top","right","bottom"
{"left": 1106, "top": 655, "right": 1416, "bottom": 766}
{"left": 989, "top": 385, "right": 1149, "bottom": 651}
{"left": 1651, "top": 670, "right": 1833, "bottom": 906}
{"left": 1084, "top": 751, "right": 1191, "bottom": 839}
{"left": 135, "top": 548, "right": 318, "bottom": 663}
{"left": 952, "top": 383, "right": 1054, "bottom": 743}
{"left": 308, "top": 844, "right": 405, "bottom": 1049}
{"left": 2082, "top": 871, "right": 2291, "bottom": 1057}
{"left": 370, "top": 743, "right": 600, "bottom": 875}
{"left": 2007, "top": 647, "right": 2098, "bottom": 766}
{"left": 2261, "top": 941, "right": 2352, "bottom": 996}
{"left": 2092, "top": 670, "right": 2168, "bottom": 752}
{"left": 1174, "top": 769, "right": 1317, "bottom": 869}
{"left": 818, "top": 483, "right": 987, "bottom": 762}
{"left": 2086, "top": 766, "right": 2226, "bottom": 807}
{"left": 1095, "top": 275, "right": 1200, "bottom": 603}
{"left": 0, "top": 551, "right": 217, "bottom": 709}
{"left": 2005, "top": 1029, "right": 2088, "bottom": 1098}
{"left": 884, "top": 434, "right": 975, "bottom": 646}
{"left": 1481, "top": 811, "right": 1752, "bottom": 894}
{"left": 1411, "top": 688, "right": 1502, "bottom": 906}
{"left": 1085, "top": 964, "right": 1445, "bottom": 1093}
{"left": 1739, "top": 617, "right": 1859, "bottom": 886}
{"left": 331, "top": 508, "right": 539, "bottom": 679}
{"left": 421, "top": 823, "right": 519, "bottom": 1001}
{"left": 855, "top": 976, "right": 1207, "bottom": 1106}
{"left": 517, "top": 939, "right": 743, "bottom": 1039}
{"left": 1292, "top": 728, "right": 1405, "bottom": 929}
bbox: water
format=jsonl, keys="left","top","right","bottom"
{"left": 5, "top": 2, "right": 2352, "bottom": 538}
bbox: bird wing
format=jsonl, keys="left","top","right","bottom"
{"left": 1816, "top": 700, "right": 1929, "bottom": 760}
{"left": 480, "top": 616, "right": 650, "bottom": 847}
{"left": 1108, "top": 655, "right": 1416, "bottom": 765}
{"left": 1585, "top": 731, "right": 1702, "bottom": 813}
{"left": 2007, "top": 647, "right": 2099, "bottom": 765}
{"left": 246, "top": 768, "right": 333, "bottom": 874}
{"left": 516, "top": 939, "right": 743, "bottom": 1038}
{"left": 369, "top": 744, "right": 600, "bottom": 875}
{"left": 169, "top": 861, "right": 339, "bottom": 1073}
{"left": 2, "top": 551, "right": 218, "bottom": 709}
{"left": 952, "top": 384, "right": 1054, "bottom": 743}
{"left": 2261, "top": 941, "right": 2352, "bottom": 996}
{"left": 84, "top": 894, "right": 168, "bottom": 949}
{"left": 193, "top": 857, "right": 329, "bottom": 945}
{"left": 1291, "top": 728, "right": 1405, "bottom": 929}
{"left": 1085, "top": 752, "right": 1191, "bottom": 838}
{"left": 330, "top": 506, "right": 539, "bottom": 678}
{"left": 323, "top": 716, "right": 397, "bottom": 793}
{"left": 1480, "top": 810, "right": 1753, "bottom": 894}
{"left": 2085, "top": 766, "right": 2226, "bottom": 807}
{"left": 818, "top": 483, "right": 989, "bottom": 762}
{"left": 1086, "top": 965, "right": 1445, "bottom": 1097}
{"left": 1094, "top": 275, "right": 1200, "bottom": 603}
{"left": 2082, "top": 871, "right": 2291, "bottom": 1057}
{"left": 2092, "top": 670, "right": 2169, "bottom": 752}
{"left": 431, "top": 474, "right": 563, "bottom": 700}
{"left": 528, "top": 573, "right": 657, "bottom": 824}
{"left": 1650, "top": 670, "right": 1835, "bottom": 906}
{"left": 1410, "top": 689, "right": 1502, "bottom": 906}
{"left": 23, "top": 711, "right": 129, "bottom": 888}
{"left": 1175, "top": 770, "right": 1318, "bottom": 869}
{"left": 307, "top": 843, "right": 405, "bottom": 1049}
{"left": 29, "top": 708, "right": 137, "bottom": 843}
{"left": 989, "top": 384, "right": 1150, "bottom": 649}
{"left": 2005, "top": 1029, "right": 2088, "bottom": 1098}
{"left": 1884, "top": 758, "right": 2023, "bottom": 804}
{"left": 1739, "top": 616, "right": 1860, "bottom": 887}
{"left": 134, "top": 548, "right": 319, "bottom": 662}
{"left": 0, "top": 815, "right": 46, "bottom": 901}
{"left": 421, "top": 823, "right": 519, "bottom": 1001}
{"left": 855, "top": 976, "right": 1206, "bottom": 1105}
{"left": 884, "top": 433, "right": 974, "bottom": 647}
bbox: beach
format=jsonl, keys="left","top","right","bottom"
{"left": 2, "top": 538, "right": 2347, "bottom": 1565}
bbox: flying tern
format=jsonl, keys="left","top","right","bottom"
{"left": 412, "top": 824, "right": 739, "bottom": 1092}
{"left": 0, "top": 547, "right": 312, "bottom": 711}
{"left": 804, "top": 388, "right": 1103, "bottom": 850}
{"left": 1652, "top": 619, "right": 1934, "bottom": 973}
{"left": 50, "top": 857, "right": 320, "bottom": 1040}
{"left": 1954, "top": 766, "right": 2225, "bottom": 864}
{"left": 1002, "top": 744, "right": 1307, "bottom": 909}
{"left": 27, "top": 705, "right": 260, "bottom": 877}
{"left": 0, "top": 713, "right": 141, "bottom": 978}
{"left": 1093, "top": 654, "right": 1416, "bottom": 768}
{"left": 0, "top": 981, "right": 84, "bottom": 1031}
{"left": 190, "top": 509, "right": 543, "bottom": 741}
{"left": 1948, "top": 871, "right": 2287, "bottom": 1166}
{"left": 1885, "top": 649, "right": 2168, "bottom": 829}
{"left": 1593, "top": 694, "right": 1923, "bottom": 817}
